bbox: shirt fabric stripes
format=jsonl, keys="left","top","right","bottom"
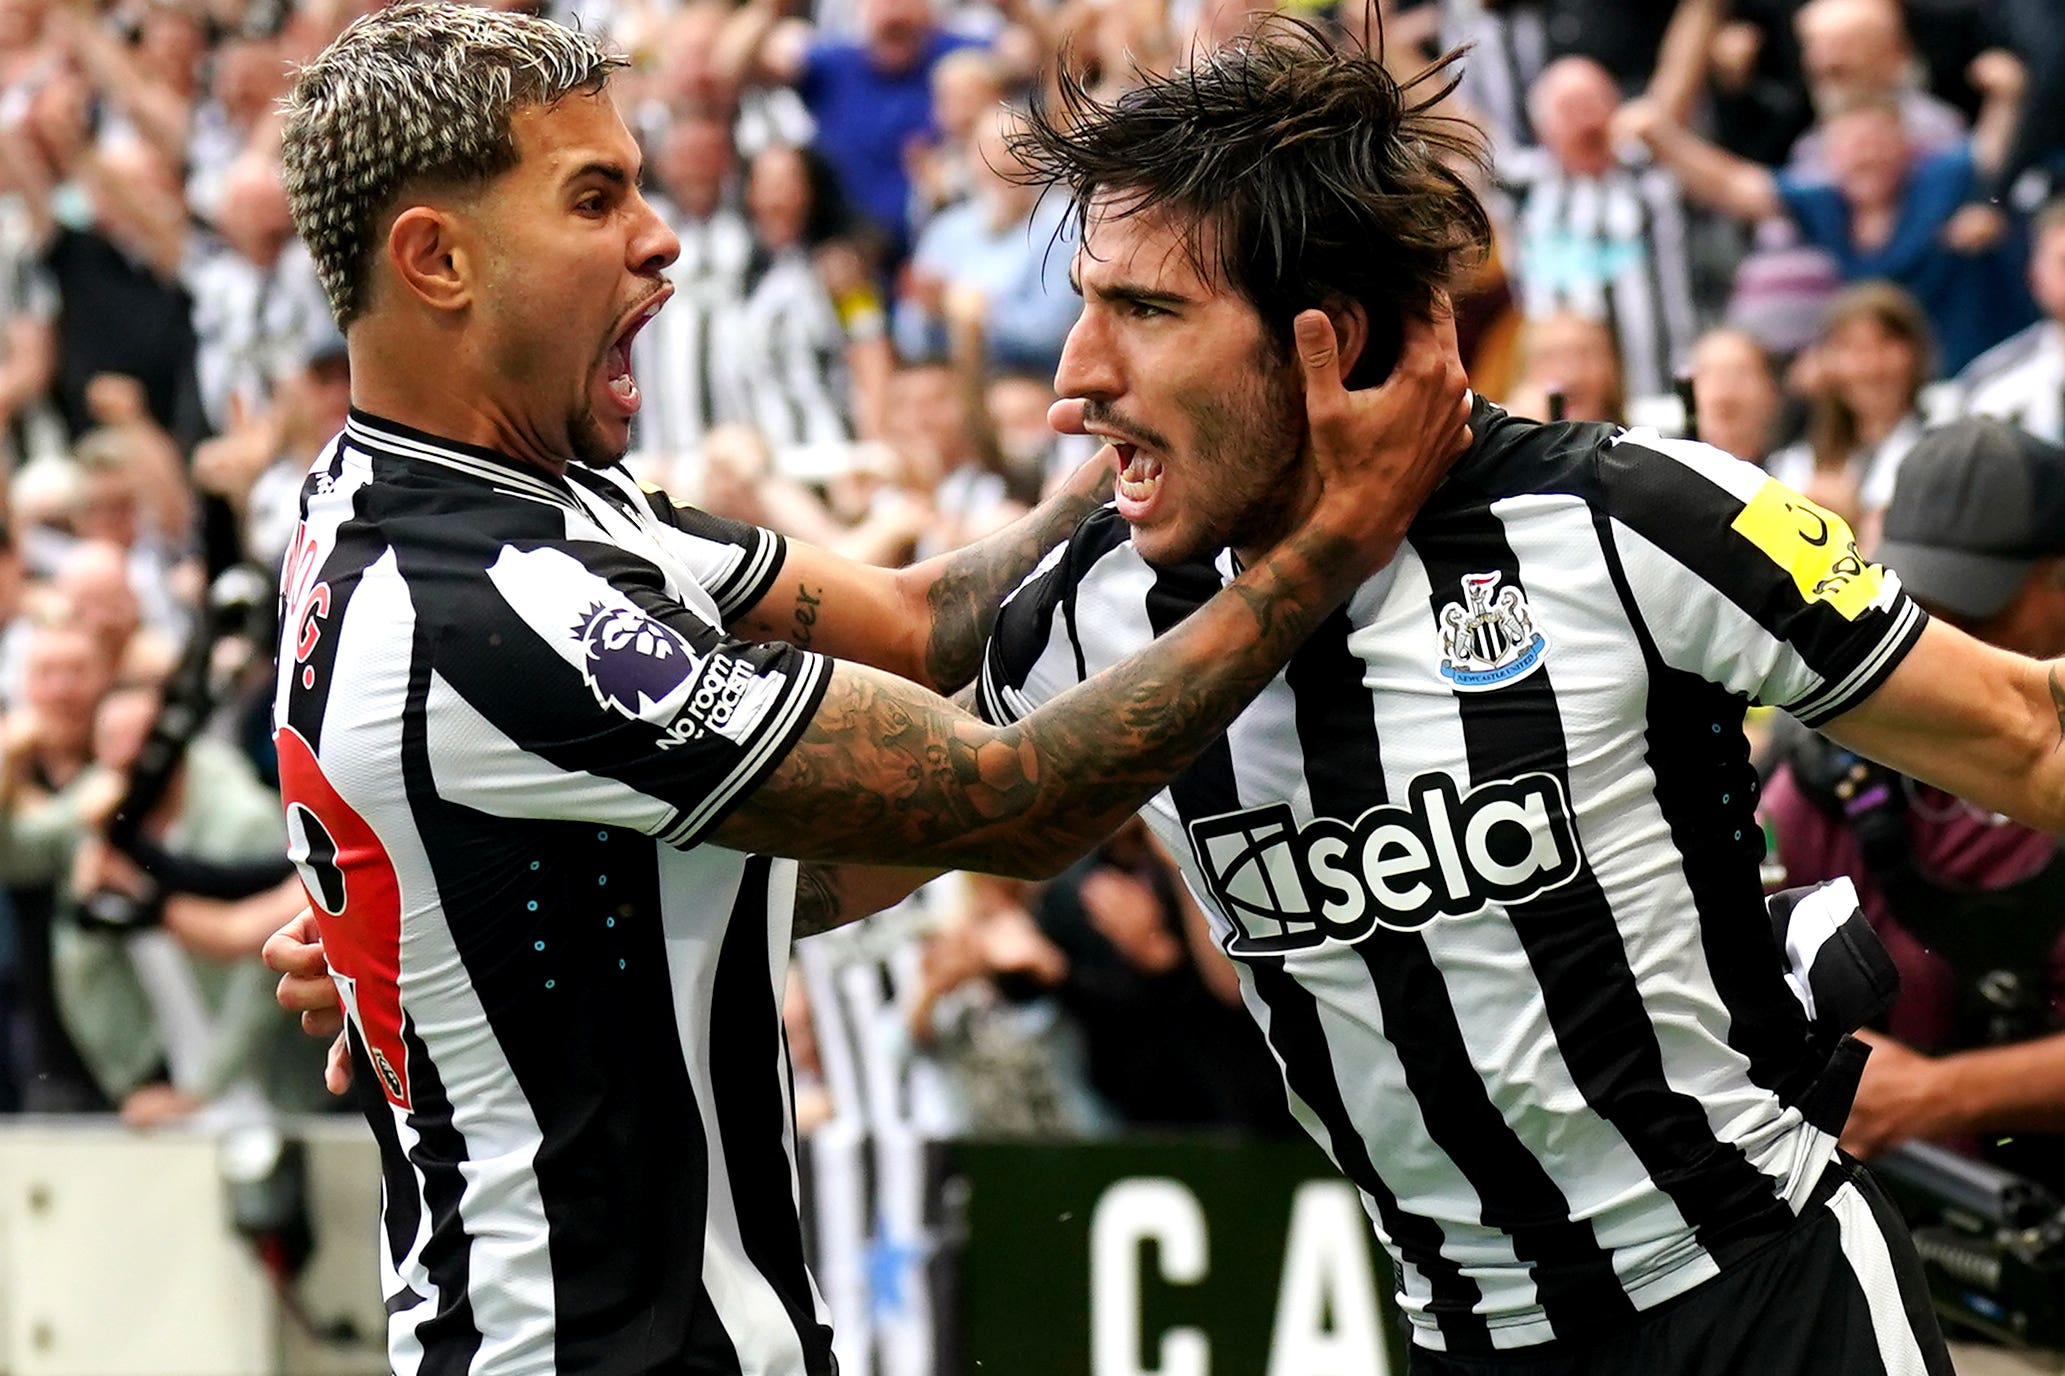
{"left": 976, "top": 400, "right": 1927, "bottom": 1352}
{"left": 273, "top": 409, "right": 836, "bottom": 1375}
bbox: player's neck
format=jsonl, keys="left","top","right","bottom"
{"left": 348, "top": 332, "right": 569, "bottom": 480}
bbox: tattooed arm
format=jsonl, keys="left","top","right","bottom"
{"left": 712, "top": 309, "right": 1476, "bottom": 877}
{"left": 1823, "top": 620, "right": 2065, "bottom": 833}
{"left": 791, "top": 862, "right": 942, "bottom": 938}
{"left": 727, "top": 451, "right": 1112, "bottom": 693}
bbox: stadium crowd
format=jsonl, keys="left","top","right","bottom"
{"left": 0, "top": 0, "right": 2063, "bottom": 1187}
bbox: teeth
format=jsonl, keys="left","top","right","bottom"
{"left": 1117, "top": 448, "right": 1160, "bottom": 503}
{"left": 610, "top": 373, "right": 638, "bottom": 402}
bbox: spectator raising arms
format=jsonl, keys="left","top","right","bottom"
{"left": 1622, "top": 84, "right": 2036, "bottom": 374}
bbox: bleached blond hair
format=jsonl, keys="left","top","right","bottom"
{"left": 281, "top": 2, "right": 625, "bottom": 327}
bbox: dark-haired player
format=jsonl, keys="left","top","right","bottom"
{"left": 973, "top": 17, "right": 2065, "bottom": 1374}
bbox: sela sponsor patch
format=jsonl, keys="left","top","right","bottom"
{"left": 1437, "top": 571, "right": 1548, "bottom": 691}
{"left": 1730, "top": 480, "right": 1900, "bottom": 620}
{"left": 1185, "top": 771, "right": 1585, "bottom": 956}
{"left": 488, "top": 547, "right": 785, "bottom": 749}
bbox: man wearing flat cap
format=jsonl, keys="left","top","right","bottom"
{"left": 1760, "top": 416, "right": 2065, "bottom": 1188}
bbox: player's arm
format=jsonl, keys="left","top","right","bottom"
{"left": 726, "top": 449, "right": 1112, "bottom": 693}
{"left": 1842, "top": 1028, "right": 2065, "bottom": 1158}
{"left": 711, "top": 309, "right": 1472, "bottom": 878}
{"left": 1818, "top": 620, "right": 2065, "bottom": 832}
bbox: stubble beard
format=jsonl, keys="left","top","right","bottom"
{"left": 1180, "top": 359, "right": 1305, "bottom": 564}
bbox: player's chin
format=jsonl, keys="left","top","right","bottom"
{"left": 569, "top": 409, "right": 632, "bottom": 469}
{"left": 1125, "top": 519, "right": 1209, "bottom": 570}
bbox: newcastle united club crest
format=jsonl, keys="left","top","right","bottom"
{"left": 1437, "top": 571, "right": 1547, "bottom": 691}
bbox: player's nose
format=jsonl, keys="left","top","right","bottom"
{"left": 1054, "top": 308, "right": 1120, "bottom": 405}
{"left": 630, "top": 195, "right": 680, "bottom": 276}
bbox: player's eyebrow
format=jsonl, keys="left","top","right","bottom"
{"left": 564, "top": 160, "right": 631, "bottom": 191}
{"left": 1067, "top": 270, "right": 1193, "bottom": 310}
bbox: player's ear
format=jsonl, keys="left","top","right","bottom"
{"left": 387, "top": 206, "right": 474, "bottom": 314}
{"left": 1326, "top": 298, "right": 1369, "bottom": 380}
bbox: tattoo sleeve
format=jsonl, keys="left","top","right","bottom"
{"left": 712, "top": 519, "right": 1364, "bottom": 879}
{"left": 916, "top": 456, "right": 1111, "bottom": 693}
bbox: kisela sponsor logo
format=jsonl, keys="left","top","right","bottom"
{"left": 1186, "top": 772, "right": 1585, "bottom": 955}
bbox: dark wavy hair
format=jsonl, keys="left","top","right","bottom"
{"left": 1012, "top": 15, "right": 1493, "bottom": 385}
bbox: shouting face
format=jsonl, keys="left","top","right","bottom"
{"left": 1055, "top": 197, "right": 1306, "bottom": 567}
{"left": 459, "top": 91, "right": 680, "bottom": 467}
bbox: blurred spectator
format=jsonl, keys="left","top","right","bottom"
{"left": 1500, "top": 309, "right": 1626, "bottom": 424}
{"left": 1787, "top": 0, "right": 1971, "bottom": 176}
{"left": 1764, "top": 280, "right": 1930, "bottom": 545}
{"left": 1496, "top": 56, "right": 1697, "bottom": 400}
{"left": 1760, "top": 417, "right": 2065, "bottom": 1191}
{"left": 0, "top": 95, "right": 204, "bottom": 447}
{"left": 54, "top": 681, "right": 325, "bottom": 1126}
{"left": 894, "top": 105, "right": 1075, "bottom": 375}
{"left": 1688, "top": 325, "right": 1784, "bottom": 464}
{"left": 0, "top": 617, "right": 112, "bottom": 1110}
{"left": 1445, "top": 0, "right": 1673, "bottom": 148}
{"left": 907, "top": 873, "right": 1108, "bottom": 1137}
{"left": 1027, "top": 818, "right": 1291, "bottom": 1133}
{"left": 906, "top": 45, "right": 1003, "bottom": 223}
{"left": 196, "top": 325, "right": 351, "bottom": 575}
{"left": 627, "top": 112, "right": 755, "bottom": 468}
{"left": 725, "top": 143, "right": 892, "bottom": 454}
{"left": 1623, "top": 87, "right": 2036, "bottom": 373}
{"left": 186, "top": 149, "right": 328, "bottom": 438}
{"left": 726, "top": 0, "right": 988, "bottom": 267}
{"left": 1957, "top": 196, "right": 2065, "bottom": 443}
{"left": 70, "top": 432, "right": 194, "bottom": 642}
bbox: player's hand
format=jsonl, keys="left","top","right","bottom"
{"left": 263, "top": 905, "right": 346, "bottom": 1039}
{"left": 1839, "top": 1030, "right": 1957, "bottom": 1159}
{"left": 1296, "top": 296, "right": 1471, "bottom": 570}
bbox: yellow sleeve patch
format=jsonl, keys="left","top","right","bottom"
{"left": 1728, "top": 480, "right": 1888, "bottom": 621}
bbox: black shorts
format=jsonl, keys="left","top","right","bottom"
{"left": 1410, "top": 1156, "right": 1953, "bottom": 1376}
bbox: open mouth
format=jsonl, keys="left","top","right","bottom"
{"left": 1112, "top": 440, "right": 1165, "bottom": 518}
{"left": 602, "top": 290, "right": 670, "bottom": 413}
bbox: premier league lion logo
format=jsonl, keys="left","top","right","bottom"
{"left": 574, "top": 603, "right": 699, "bottom": 721}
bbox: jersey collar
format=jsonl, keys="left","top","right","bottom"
{"left": 344, "top": 408, "right": 574, "bottom": 507}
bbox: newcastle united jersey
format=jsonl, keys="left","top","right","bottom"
{"left": 274, "top": 410, "right": 835, "bottom": 1375}
{"left": 977, "top": 400, "right": 1927, "bottom": 1353}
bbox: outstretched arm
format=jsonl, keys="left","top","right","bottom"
{"left": 728, "top": 446, "right": 1114, "bottom": 692}
{"left": 1821, "top": 619, "right": 2065, "bottom": 833}
{"left": 712, "top": 307, "right": 1474, "bottom": 877}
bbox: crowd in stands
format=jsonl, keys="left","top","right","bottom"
{"left": 0, "top": 0, "right": 2062, "bottom": 1141}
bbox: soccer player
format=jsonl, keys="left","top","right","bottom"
{"left": 983, "top": 24, "right": 2065, "bottom": 1376}
{"left": 263, "top": 5, "right": 1468, "bottom": 1374}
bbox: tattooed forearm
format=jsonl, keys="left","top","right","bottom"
{"left": 918, "top": 458, "right": 1111, "bottom": 691}
{"left": 718, "top": 514, "right": 1366, "bottom": 878}
{"left": 791, "top": 583, "right": 822, "bottom": 651}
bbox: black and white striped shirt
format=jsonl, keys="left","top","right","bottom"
{"left": 1498, "top": 148, "right": 1700, "bottom": 401}
{"left": 720, "top": 248, "right": 859, "bottom": 451}
{"left": 273, "top": 410, "right": 836, "bottom": 1375}
{"left": 628, "top": 202, "right": 756, "bottom": 463}
{"left": 977, "top": 402, "right": 1926, "bottom": 1353}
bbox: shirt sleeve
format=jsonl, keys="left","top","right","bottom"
{"left": 418, "top": 537, "right": 831, "bottom": 849}
{"left": 975, "top": 507, "right": 1132, "bottom": 726}
{"left": 1594, "top": 432, "right": 1928, "bottom": 727}
{"left": 629, "top": 478, "right": 788, "bottom": 621}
